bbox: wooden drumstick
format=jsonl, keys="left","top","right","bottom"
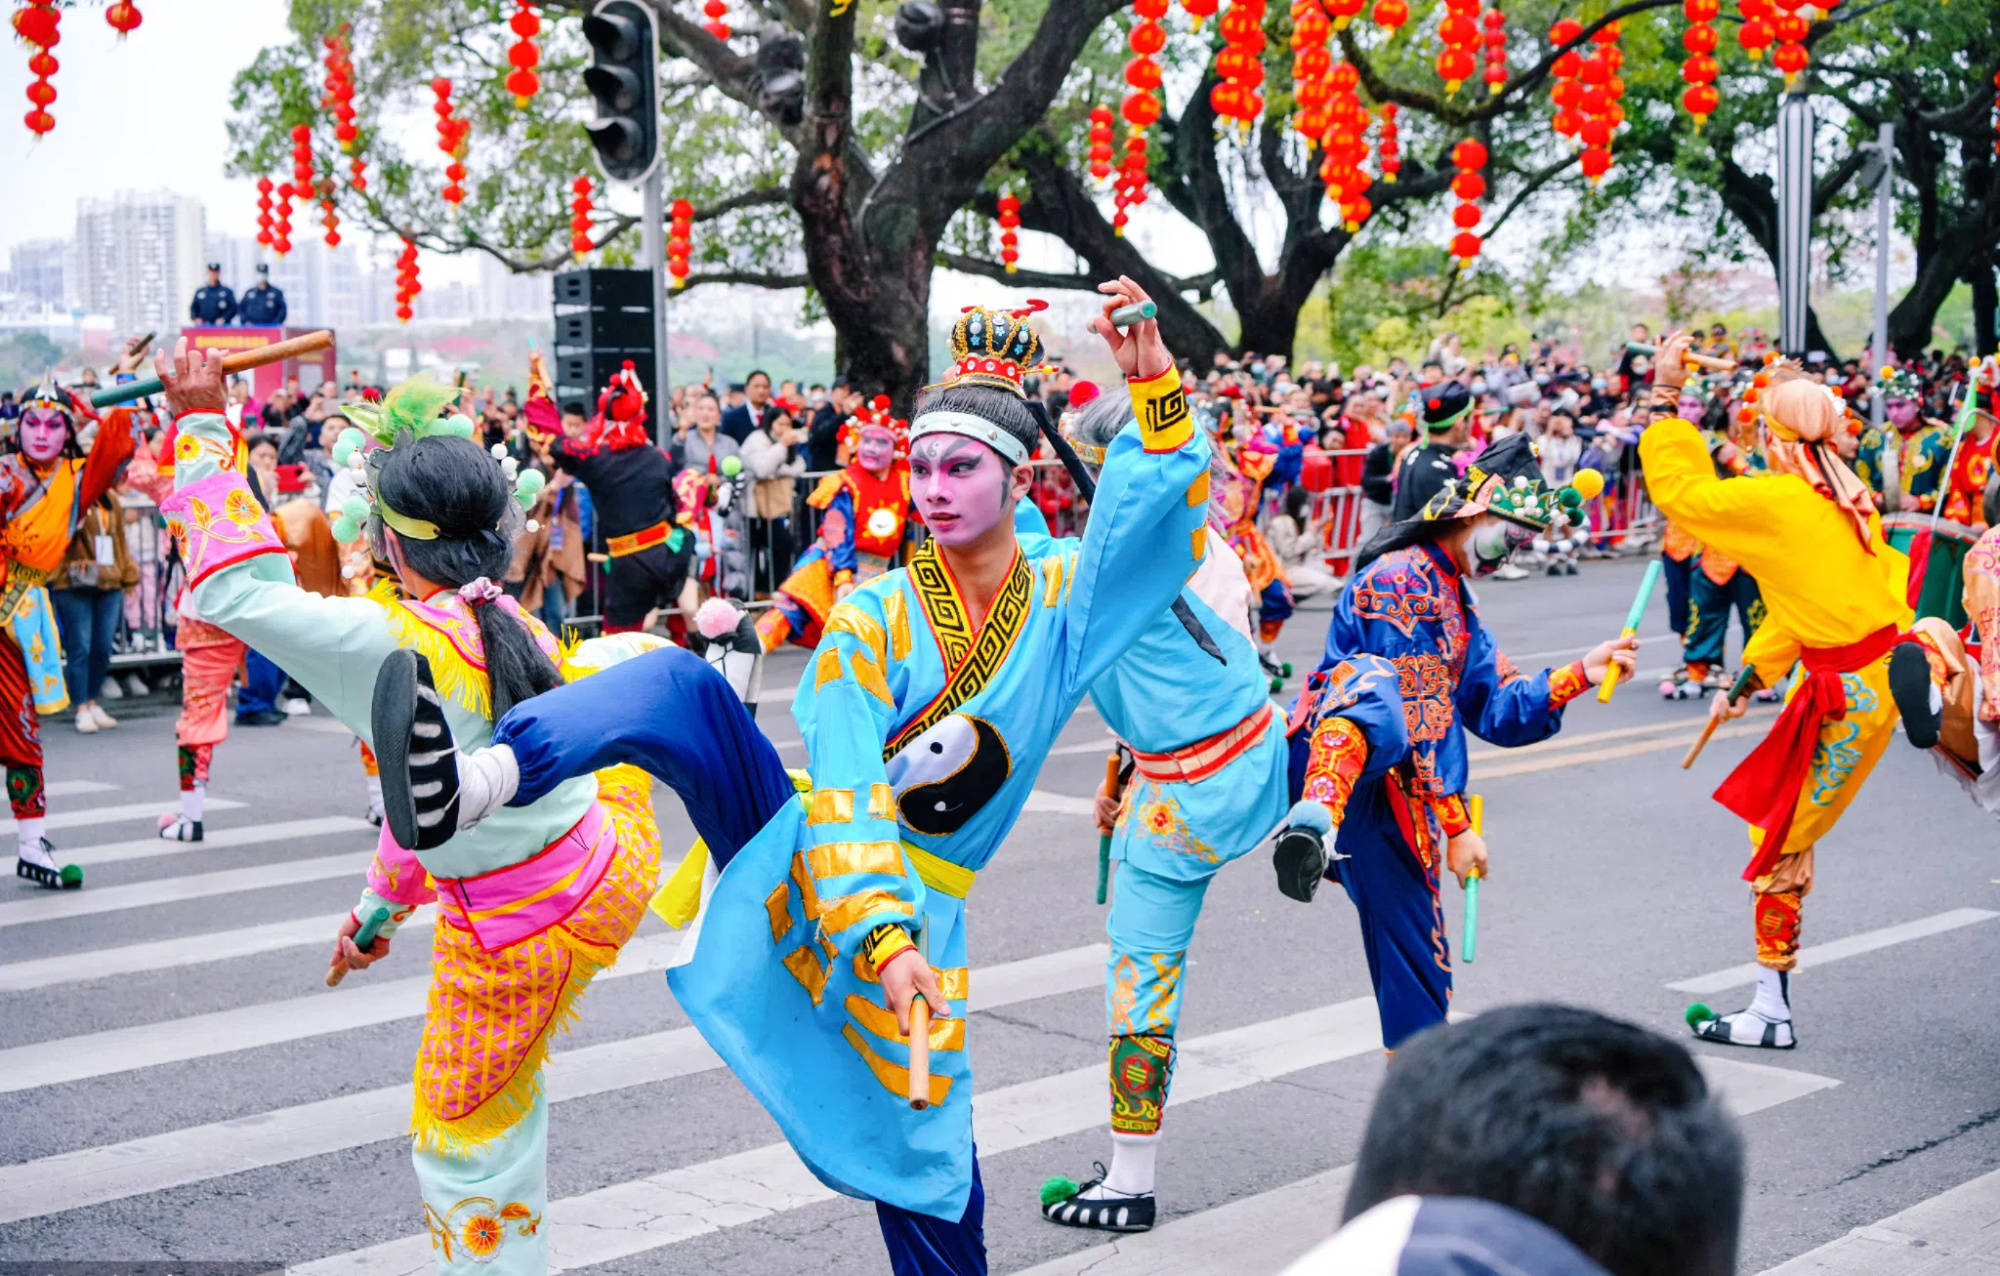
{"left": 1681, "top": 668, "right": 1759, "bottom": 769}
{"left": 1625, "top": 341, "right": 1737, "bottom": 373}
{"left": 325, "top": 906, "right": 390, "bottom": 988}
{"left": 92, "top": 330, "right": 335, "bottom": 409}
{"left": 907, "top": 995, "right": 932, "bottom": 1110}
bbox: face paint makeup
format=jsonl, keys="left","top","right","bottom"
{"left": 17, "top": 407, "right": 68, "bottom": 464}
{"left": 855, "top": 426, "right": 897, "bottom": 474}
{"left": 909, "top": 434, "right": 1012, "bottom": 547}
{"left": 1887, "top": 398, "right": 1920, "bottom": 431}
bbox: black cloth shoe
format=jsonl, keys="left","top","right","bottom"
{"left": 1041, "top": 1165, "right": 1156, "bottom": 1233}
{"left": 372, "top": 649, "right": 461, "bottom": 851}
{"left": 234, "top": 709, "right": 287, "bottom": 727}
{"left": 1272, "top": 824, "right": 1328, "bottom": 902}
{"left": 1888, "top": 640, "right": 1942, "bottom": 750}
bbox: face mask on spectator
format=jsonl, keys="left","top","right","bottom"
{"left": 1590, "top": 378, "right": 1607, "bottom": 392}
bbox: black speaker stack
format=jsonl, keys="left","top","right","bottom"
{"left": 550, "top": 269, "right": 658, "bottom": 436}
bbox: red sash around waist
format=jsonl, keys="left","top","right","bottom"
{"left": 435, "top": 801, "right": 615, "bottom": 951}
{"left": 1129, "top": 703, "right": 1276, "bottom": 785}
{"left": 1715, "top": 624, "right": 1900, "bottom": 882}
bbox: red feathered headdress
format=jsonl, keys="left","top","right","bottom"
{"left": 590, "top": 360, "right": 649, "bottom": 450}
{"left": 838, "top": 395, "right": 909, "bottom": 459}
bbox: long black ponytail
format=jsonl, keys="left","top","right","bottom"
{"left": 370, "top": 435, "right": 562, "bottom": 720}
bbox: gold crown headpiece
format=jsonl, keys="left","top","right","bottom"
{"left": 936, "top": 300, "right": 1050, "bottom": 395}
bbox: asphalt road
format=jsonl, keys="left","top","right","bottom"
{"left": 2, "top": 555, "right": 1997, "bottom": 1274}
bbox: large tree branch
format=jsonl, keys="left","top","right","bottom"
{"left": 679, "top": 267, "right": 812, "bottom": 289}
{"left": 938, "top": 249, "right": 1221, "bottom": 296}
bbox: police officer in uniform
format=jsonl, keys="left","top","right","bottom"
{"left": 238, "top": 263, "right": 288, "bottom": 327}
{"left": 189, "top": 262, "right": 237, "bottom": 326}
{"left": 1389, "top": 379, "right": 1474, "bottom": 521}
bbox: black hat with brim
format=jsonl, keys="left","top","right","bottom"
{"left": 1419, "top": 380, "right": 1473, "bottom": 432}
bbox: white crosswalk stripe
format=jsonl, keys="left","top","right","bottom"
{"left": 1667, "top": 908, "right": 2000, "bottom": 994}
{"left": 29, "top": 797, "right": 247, "bottom": 833}
{"left": 0, "top": 944, "right": 1108, "bottom": 1225}
{"left": 56, "top": 815, "right": 375, "bottom": 868}
{"left": 0, "top": 850, "right": 373, "bottom": 928}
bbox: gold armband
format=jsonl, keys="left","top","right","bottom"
{"left": 1130, "top": 365, "right": 1192, "bottom": 454}
{"left": 864, "top": 922, "right": 915, "bottom": 975}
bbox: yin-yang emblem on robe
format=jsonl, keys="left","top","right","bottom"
{"left": 885, "top": 713, "right": 1012, "bottom": 836}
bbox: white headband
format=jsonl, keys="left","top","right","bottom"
{"left": 908, "top": 410, "right": 1031, "bottom": 467}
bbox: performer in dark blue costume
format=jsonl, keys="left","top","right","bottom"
{"left": 1271, "top": 434, "right": 1637, "bottom": 1050}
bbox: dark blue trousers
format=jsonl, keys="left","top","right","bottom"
{"left": 237, "top": 648, "right": 287, "bottom": 717}
{"left": 489, "top": 644, "right": 989, "bottom": 1274}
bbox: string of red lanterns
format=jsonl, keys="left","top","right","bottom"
{"left": 1576, "top": 21, "right": 1624, "bottom": 184}
{"left": 997, "top": 190, "right": 1021, "bottom": 272}
{"left": 1290, "top": 0, "right": 1333, "bottom": 150}
{"left": 1087, "top": 104, "right": 1115, "bottom": 181}
{"left": 432, "top": 78, "right": 471, "bottom": 207}
{"left": 1318, "top": 61, "right": 1371, "bottom": 231}
{"left": 255, "top": 177, "right": 276, "bottom": 250}
{"left": 395, "top": 238, "right": 420, "bottom": 323}
{"left": 1681, "top": 0, "right": 1720, "bottom": 128}
{"left": 1377, "top": 101, "right": 1401, "bottom": 182}
{"left": 1211, "top": 0, "right": 1266, "bottom": 136}
{"left": 1448, "top": 136, "right": 1486, "bottom": 262}
{"left": 507, "top": 0, "right": 542, "bottom": 107}
{"left": 1548, "top": 18, "right": 1583, "bottom": 146}
{"left": 1435, "top": 0, "right": 1478, "bottom": 95}
{"left": 16, "top": 1, "right": 59, "bottom": 138}
{"left": 1116, "top": 0, "right": 1168, "bottom": 235}
{"left": 320, "top": 185, "right": 340, "bottom": 249}
{"left": 350, "top": 157, "right": 368, "bottom": 193}
{"left": 289, "top": 124, "right": 316, "bottom": 255}
{"left": 323, "top": 31, "right": 358, "bottom": 154}
{"left": 1770, "top": 0, "right": 1810, "bottom": 87}
{"left": 105, "top": 2, "right": 140, "bottom": 37}
{"left": 272, "top": 180, "right": 295, "bottom": 257}
{"left": 1481, "top": 7, "right": 1508, "bottom": 96}
{"left": 570, "top": 175, "right": 595, "bottom": 258}
{"left": 702, "top": 0, "right": 730, "bottom": 40}
{"left": 668, "top": 199, "right": 694, "bottom": 288}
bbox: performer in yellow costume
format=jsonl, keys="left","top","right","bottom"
{"left": 1641, "top": 330, "right": 1911, "bottom": 1050}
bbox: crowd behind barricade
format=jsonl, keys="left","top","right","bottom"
{"left": 6, "top": 317, "right": 1991, "bottom": 738}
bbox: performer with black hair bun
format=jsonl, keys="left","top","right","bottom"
{"left": 151, "top": 338, "right": 662, "bottom": 1275}
{"left": 373, "top": 278, "right": 1213, "bottom": 1274}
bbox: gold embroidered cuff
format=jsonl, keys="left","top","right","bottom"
{"left": 864, "top": 922, "right": 916, "bottom": 974}
{"left": 1130, "top": 365, "right": 1192, "bottom": 454}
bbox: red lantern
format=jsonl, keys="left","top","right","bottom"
{"left": 1371, "top": 0, "right": 1407, "bottom": 28}
{"left": 668, "top": 196, "right": 694, "bottom": 288}
{"left": 1738, "top": 0, "right": 1773, "bottom": 58}
{"left": 997, "top": 190, "right": 1021, "bottom": 273}
{"left": 1183, "top": 0, "right": 1219, "bottom": 24}
{"left": 507, "top": 1, "right": 542, "bottom": 107}
{"left": 105, "top": 2, "right": 141, "bottom": 36}
{"left": 1579, "top": 145, "right": 1612, "bottom": 178}
{"left": 703, "top": 0, "right": 730, "bottom": 40}
{"left": 17, "top": 0, "right": 60, "bottom": 137}
{"left": 1772, "top": 39, "right": 1807, "bottom": 84}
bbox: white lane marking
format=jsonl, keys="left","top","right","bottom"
{"left": 45, "top": 781, "right": 118, "bottom": 798}
{"left": 0, "top": 907, "right": 439, "bottom": 994}
{"left": 1758, "top": 1165, "right": 2000, "bottom": 1274}
{"left": 57, "top": 816, "right": 375, "bottom": 868}
{"left": 1506, "top": 630, "right": 1679, "bottom": 664}
{"left": 289, "top": 998, "right": 1387, "bottom": 1276}
{"left": 1024, "top": 789, "right": 1096, "bottom": 817}
{"left": 1008, "top": 1055, "right": 1836, "bottom": 1276}
{"left": 0, "top": 944, "right": 1109, "bottom": 1225}
{"left": 1668, "top": 909, "right": 2000, "bottom": 995}
{"left": 1461, "top": 708, "right": 1776, "bottom": 763}
{"left": 0, "top": 851, "right": 373, "bottom": 929}
{"left": 10, "top": 799, "right": 248, "bottom": 836}
{"left": 0, "top": 914, "right": 697, "bottom": 1092}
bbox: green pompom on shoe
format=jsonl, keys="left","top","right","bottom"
{"left": 58, "top": 863, "right": 82, "bottom": 889}
{"left": 1684, "top": 1002, "right": 1714, "bottom": 1028}
{"left": 1040, "top": 1176, "right": 1080, "bottom": 1207}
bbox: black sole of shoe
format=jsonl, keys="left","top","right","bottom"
{"left": 371, "top": 649, "right": 425, "bottom": 852}
{"left": 1272, "top": 827, "right": 1327, "bottom": 903}
{"left": 1042, "top": 1200, "right": 1156, "bottom": 1232}
{"left": 1888, "top": 641, "right": 1941, "bottom": 750}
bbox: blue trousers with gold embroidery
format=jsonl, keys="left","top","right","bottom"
{"left": 1684, "top": 568, "right": 1762, "bottom": 669}
{"left": 490, "top": 645, "right": 988, "bottom": 1274}
{"left": 1328, "top": 780, "right": 1452, "bottom": 1051}
{"left": 1106, "top": 861, "right": 1209, "bottom": 1043}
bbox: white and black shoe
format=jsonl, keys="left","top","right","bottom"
{"left": 1686, "top": 979, "right": 1796, "bottom": 1050}
{"left": 157, "top": 815, "right": 203, "bottom": 842}
{"left": 15, "top": 837, "right": 79, "bottom": 890}
{"left": 372, "top": 649, "right": 461, "bottom": 851}
{"left": 1041, "top": 1165, "right": 1156, "bottom": 1234}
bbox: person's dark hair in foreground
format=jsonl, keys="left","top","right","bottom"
{"left": 1344, "top": 1004, "right": 1744, "bottom": 1276}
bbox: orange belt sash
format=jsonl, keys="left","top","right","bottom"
{"left": 606, "top": 522, "right": 670, "bottom": 557}
{"left": 1128, "top": 702, "right": 1275, "bottom": 785}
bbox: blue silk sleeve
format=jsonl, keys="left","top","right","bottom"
{"left": 1453, "top": 615, "right": 1570, "bottom": 748}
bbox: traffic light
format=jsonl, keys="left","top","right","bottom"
{"left": 582, "top": 0, "right": 659, "bottom": 183}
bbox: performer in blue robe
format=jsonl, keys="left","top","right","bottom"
{"left": 372, "top": 284, "right": 1227, "bottom": 1275}
{"left": 1017, "top": 390, "right": 1405, "bottom": 1234}
{"left": 1271, "top": 434, "right": 1637, "bottom": 1051}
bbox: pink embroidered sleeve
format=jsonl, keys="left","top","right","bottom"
{"left": 1966, "top": 530, "right": 2000, "bottom": 721}
{"left": 365, "top": 822, "right": 437, "bottom": 907}
{"left": 161, "top": 470, "right": 290, "bottom": 589}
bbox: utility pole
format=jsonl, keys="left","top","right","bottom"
{"left": 1776, "top": 92, "right": 1815, "bottom": 358}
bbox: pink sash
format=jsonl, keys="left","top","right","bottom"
{"left": 435, "top": 802, "right": 616, "bottom": 951}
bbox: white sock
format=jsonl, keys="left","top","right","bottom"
{"left": 365, "top": 773, "right": 383, "bottom": 807}
{"left": 1747, "top": 967, "right": 1791, "bottom": 1022}
{"left": 181, "top": 783, "right": 204, "bottom": 824}
{"left": 1096, "top": 1131, "right": 1158, "bottom": 1197}
{"left": 17, "top": 824, "right": 53, "bottom": 867}
{"left": 456, "top": 744, "right": 520, "bottom": 829}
